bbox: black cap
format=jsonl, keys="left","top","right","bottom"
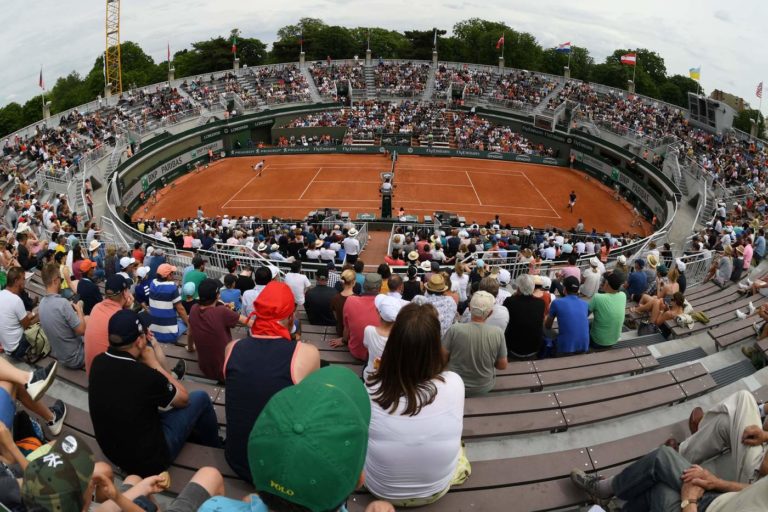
{"left": 563, "top": 276, "right": 580, "bottom": 294}
{"left": 198, "top": 278, "right": 222, "bottom": 302}
{"left": 105, "top": 274, "right": 129, "bottom": 295}
{"left": 606, "top": 271, "right": 626, "bottom": 290}
{"left": 315, "top": 268, "right": 329, "bottom": 280}
{"left": 108, "top": 309, "right": 144, "bottom": 346}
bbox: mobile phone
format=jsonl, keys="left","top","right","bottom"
{"left": 70, "top": 294, "right": 80, "bottom": 303}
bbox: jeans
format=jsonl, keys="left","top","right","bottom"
{"left": 612, "top": 446, "right": 718, "bottom": 512}
{"left": 160, "top": 390, "right": 220, "bottom": 461}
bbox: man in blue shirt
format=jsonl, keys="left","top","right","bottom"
{"left": 148, "top": 263, "right": 189, "bottom": 343}
{"left": 625, "top": 259, "right": 648, "bottom": 302}
{"left": 755, "top": 229, "right": 766, "bottom": 265}
{"left": 545, "top": 276, "right": 589, "bottom": 355}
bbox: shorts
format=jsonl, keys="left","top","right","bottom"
{"left": 0, "top": 388, "right": 15, "bottom": 428}
{"left": 120, "top": 481, "right": 210, "bottom": 512}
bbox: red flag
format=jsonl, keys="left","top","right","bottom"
{"left": 757, "top": 82, "right": 763, "bottom": 99}
{"left": 38, "top": 68, "right": 44, "bottom": 90}
{"left": 620, "top": 53, "right": 637, "bottom": 66}
{"left": 496, "top": 35, "right": 505, "bottom": 49}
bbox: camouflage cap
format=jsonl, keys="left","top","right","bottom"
{"left": 22, "top": 434, "right": 95, "bottom": 512}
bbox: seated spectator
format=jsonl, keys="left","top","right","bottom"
{"left": 16, "top": 433, "right": 225, "bottom": 512}
{"left": 0, "top": 267, "right": 41, "bottom": 361}
{"left": 76, "top": 259, "right": 102, "bottom": 315}
{"left": 402, "top": 265, "right": 423, "bottom": 300}
{"left": 180, "top": 282, "right": 198, "bottom": 316}
{"left": 89, "top": 309, "right": 221, "bottom": 477}
{"left": 304, "top": 268, "right": 338, "bottom": 326}
{"left": 133, "top": 265, "right": 151, "bottom": 309}
{"left": 631, "top": 265, "right": 679, "bottom": 315}
{"left": 363, "top": 294, "right": 404, "bottom": 381}
{"left": 330, "top": 269, "right": 357, "bottom": 337}
{"left": 219, "top": 273, "right": 242, "bottom": 311}
{"left": 284, "top": 260, "right": 311, "bottom": 306}
{"left": 545, "top": 276, "right": 589, "bottom": 355}
{"left": 387, "top": 274, "right": 405, "bottom": 300}
{"left": 624, "top": 259, "right": 648, "bottom": 302}
{"left": 580, "top": 257, "right": 603, "bottom": 298}
{"left": 242, "top": 266, "right": 273, "bottom": 317}
{"left": 224, "top": 282, "right": 320, "bottom": 482}
{"left": 648, "top": 292, "right": 687, "bottom": 326}
{"left": 38, "top": 263, "right": 86, "bottom": 369}
{"left": 148, "top": 263, "right": 189, "bottom": 343}
{"left": 0, "top": 357, "right": 64, "bottom": 434}
{"left": 189, "top": 279, "right": 248, "bottom": 382}
{"left": 331, "top": 273, "right": 382, "bottom": 361}
{"left": 589, "top": 271, "right": 627, "bottom": 349}
{"left": 414, "top": 274, "right": 457, "bottom": 337}
{"left": 503, "top": 274, "right": 545, "bottom": 359}
{"left": 85, "top": 275, "right": 135, "bottom": 374}
{"left": 365, "top": 302, "right": 468, "bottom": 506}
{"left": 478, "top": 276, "right": 509, "bottom": 332}
{"left": 200, "top": 367, "right": 393, "bottom": 512}
{"left": 443, "top": 291, "right": 507, "bottom": 396}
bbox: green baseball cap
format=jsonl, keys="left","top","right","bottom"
{"left": 248, "top": 366, "right": 371, "bottom": 511}
{"left": 22, "top": 434, "right": 95, "bottom": 512}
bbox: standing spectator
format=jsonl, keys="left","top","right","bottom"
{"left": 148, "top": 263, "right": 189, "bottom": 343}
{"left": 304, "top": 268, "right": 338, "bottom": 326}
{"left": 330, "top": 269, "right": 356, "bottom": 337}
{"left": 131, "top": 241, "right": 145, "bottom": 264}
{"left": 38, "top": 263, "right": 86, "bottom": 369}
{"left": 331, "top": 273, "right": 382, "bottom": 361}
{"left": 589, "top": 271, "right": 627, "bottom": 349}
{"left": 450, "top": 262, "right": 470, "bottom": 304}
{"left": 362, "top": 294, "right": 404, "bottom": 381}
{"left": 754, "top": 229, "right": 766, "bottom": 266}
{"left": 503, "top": 274, "right": 545, "bottom": 359}
{"left": 364, "top": 303, "right": 468, "bottom": 506}
{"left": 224, "top": 282, "right": 320, "bottom": 482}
{"left": 89, "top": 309, "right": 221, "bottom": 477}
{"left": 189, "top": 279, "right": 248, "bottom": 382}
{"left": 343, "top": 228, "right": 361, "bottom": 263}
{"left": 88, "top": 240, "right": 105, "bottom": 281}
{"left": 182, "top": 256, "right": 207, "bottom": 299}
{"left": 145, "top": 247, "right": 166, "bottom": 281}
{"left": 416, "top": 274, "right": 457, "bottom": 337}
{"left": 133, "top": 265, "right": 152, "bottom": 309}
{"left": 76, "top": 259, "right": 102, "bottom": 315}
{"left": 0, "top": 267, "right": 40, "bottom": 361}
{"left": 545, "top": 276, "right": 589, "bottom": 355}
{"left": 284, "top": 260, "right": 311, "bottom": 306}
{"left": 742, "top": 240, "right": 754, "bottom": 271}
{"left": 442, "top": 291, "right": 507, "bottom": 396}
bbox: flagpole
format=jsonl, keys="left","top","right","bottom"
{"left": 502, "top": 32, "right": 505, "bottom": 60}
{"left": 40, "top": 66, "right": 45, "bottom": 116}
{"left": 567, "top": 49, "right": 571, "bottom": 70}
{"left": 632, "top": 56, "right": 636, "bottom": 85}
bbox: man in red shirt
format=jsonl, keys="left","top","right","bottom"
{"left": 189, "top": 279, "right": 249, "bottom": 381}
{"left": 131, "top": 241, "right": 145, "bottom": 264}
{"left": 331, "top": 273, "right": 381, "bottom": 361}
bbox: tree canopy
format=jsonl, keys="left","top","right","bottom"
{"left": 0, "top": 18, "right": 758, "bottom": 138}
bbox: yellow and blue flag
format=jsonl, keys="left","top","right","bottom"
{"left": 689, "top": 67, "right": 701, "bottom": 81}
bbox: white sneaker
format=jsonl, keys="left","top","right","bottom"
{"left": 749, "top": 302, "right": 756, "bottom": 315}
{"left": 746, "top": 279, "right": 754, "bottom": 286}
{"left": 739, "top": 283, "right": 749, "bottom": 290}
{"left": 26, "top": 361, "right": 57, "bottom": 402}
{"left": 736, "top": 310, "right": 748, "bottom": 320}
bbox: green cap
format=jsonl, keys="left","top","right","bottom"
{"left": 248, "top": 366, "right": 371, "bottom": 511}
{"left": 22, "top": 434, "right": 95, "bottom": 512}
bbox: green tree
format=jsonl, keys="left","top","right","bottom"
{"left": 118, "top": 41, "right": 165, "bottom": 91}
{"left": 505, "top": 31, "right": 542, "bottom": 71}
{"left": 658, "top": 74, "right": 700, "bottom": 107}
{"left": 49, "top": 72, "right": 90, "bottom": 113}
{"left": 401, "top": 29, "right": 446, "bottom": 60}
{"left": 174, "top": 31, "right": 266, "bottom": 77}
{"left": 0, "top": 103, "right": 24, "bottom": 137}
{"left": 271, "top": 18, "right": 327, "bottom": 62}
{"left": 733, "top": 109, "right": 765, "bottom": 136}
{"left": 21, "top": 95, "right": 45, "bottom": 127}
{"left": 452, "top": 18, "right": 512, "bottom": 65}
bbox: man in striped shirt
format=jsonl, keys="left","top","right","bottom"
{"left": 149, "top": 264, "right": 189, "bottom": 343}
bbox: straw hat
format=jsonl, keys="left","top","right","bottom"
{"left": 420, "top": 260, "right": 432, "bottom": 272}
{"left": 646, "top": 254, "right": 658, "bottom": 268}
{"left": 425, "top": 274, "right": 448, "bottom": 293}
{"left": 407, "top": 250, "right": 419, "bottom": 261}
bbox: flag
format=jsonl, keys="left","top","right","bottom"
{"left": 620, "top": 52, "right": 637, "bottom": 66}
{"left": 496, "top": 35, "right": 504, "bottom": 49}
{"left": 689, "top": 67, "right": 701, "bottom": 81}
{"left": 556, "top": 42, "right": 571, "bottom": 53}
{"left": 433, "top": 28, "right": 437, "bottom": 48}
{"left": 38, "top": 68, "right": 44, "bottom": 90}
{"left": 757, "top": 82, "right": 763, "bottom": 99}
{"left": 231, "top": 35, "right": 237, "bottom": 54}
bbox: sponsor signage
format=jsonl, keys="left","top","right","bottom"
{"left": 201, "top": 130, "right": 222, "bottom": 142}
{"left": 123, "top": 140, "right": 223, "bottom": 204}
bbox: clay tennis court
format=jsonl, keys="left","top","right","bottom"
{"left": 134, "top": 154, "right": 649, "bottom": 235}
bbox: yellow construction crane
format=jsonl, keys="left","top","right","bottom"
{"left": 105, "top": 0, "right": 122, "bottom": 94}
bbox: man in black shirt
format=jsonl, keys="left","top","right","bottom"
{"left": 89, "top": 309, "right": 220, "bottom": 477}
{"left": 235, "top": 265, "right": 256, "bottom": 296}
{"left": 503, "top": 273, "right": 545, "bottom": 358}
{"left": 15, "top": 233, "right": 35, "bottom": 271}
{"left": 304, "top": 268, "right": 338, "bottom": 326}
{"left": 77, "top": 259, "right": 102, "bottom": 315}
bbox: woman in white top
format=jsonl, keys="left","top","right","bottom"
{"left": 365, "top": 302, "right": 469, "bottom": 507}
{"left": 363, "top": 294, "right": 404, "bottom": 380}
{"left": 450, "top": 261, "right": 470, "bottom": 303}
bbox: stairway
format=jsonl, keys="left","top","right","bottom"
{"left": 533, "top": 80, "right": 566, "bottom": 115}
{"left": 421, "top": 64, "right": 436, "bottom": 104}
{"left": 359, "top": 230, "right": 393, "bottom": 270}
{"left": 364, "top": 66, "right": 376, "bottom": 100}
{"left": 300, "top": 66, "right": 323, "bottom": 103}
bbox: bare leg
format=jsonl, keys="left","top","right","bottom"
{"left": 16, "top": 386, "right": 53, "bottom": 423}
{"left": 0, "top": 358, "right": 33, "bottom": 387}
{"left": 188, "top": 466, "right": 225, "bottom": 498}
{"left": 649, "top": 299, "right": 663, "bottom": 325}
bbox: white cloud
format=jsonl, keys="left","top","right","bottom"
{"left": 1, "top": 0, "right": 766, "bottom": 114}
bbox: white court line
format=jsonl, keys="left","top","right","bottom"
{"left": 520, "top": 173, "right": 561, "bottom": 220}
{"left": 223, "top": 198, "right": 553, "bottom": 211}
{"left": 222, "top": 165, "right": 269, "bottom": 207}
{"left": 220, "top": 204, "right": 561, "bottom": 219}
{"left": 465, "top": 171, "right": 482, "bottom": 206}
{"left": 298, "top": 167, "right": 323, "bottom": 199}
{"left": 313, "top": 180, "right": 382, "bottom": 184}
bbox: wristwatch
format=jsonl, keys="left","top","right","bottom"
{"left": 681, "top": 499, "right": 697, "bottom": 509}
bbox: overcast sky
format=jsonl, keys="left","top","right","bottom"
{"left": 2, "top": 0, "right": 765, "bottom": 112}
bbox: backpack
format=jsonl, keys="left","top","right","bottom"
{"left": 22, "top": 324, "right": 50, "bottom": 364}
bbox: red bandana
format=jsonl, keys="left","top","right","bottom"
{"left": 248, "top": 281, "right": 295, "bottom": 339}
